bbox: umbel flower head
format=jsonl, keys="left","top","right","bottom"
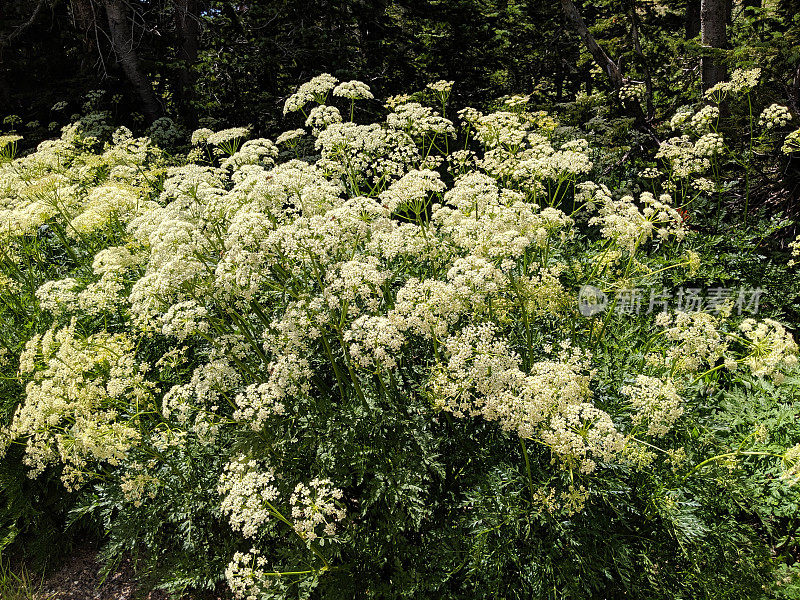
{"left": 2, "top": 72, "right": 800, "bottom": 600}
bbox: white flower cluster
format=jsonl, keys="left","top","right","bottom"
{"left": 387, "top": 102, "right": 456, "bottom": 137}
{"left": 71, "top": 183, "right": 141, "bottom": 235}
{"left": 284, "top": 73, "right": 339, "bottom": 114}
{"left": 290, "top": 478, "right": 346, "bottom": 542}
{"left": 692, "top": 177, "right": 715, "bottom": 194}
{"left": 739, "top": 318, "right": 799, "bottom": 383}
{"left": 225, "top": 549, "right": 275, "bottom": 599}
{"left": 503, "top": 94, "right": 531, "bottom": 109}
{"left": 233, "top": 354, "right": 310, "bottom": 429}
{"left": 0, "top": 124, "right": 161, "bottom": 240}
{"left": 656, "top": 135, "right": 717, "bottom": 178}
{"left": 315, "top": 122, "right": 419, "bottom": 186}
{"left": 191, "top": 127, "right": 213, "bottom": 145}
{"left": 694, "top": 132, "right": 724, "bottom": 156}
{"left": 333, "top": 80, "right": 374, "bottom": 100}
{"left": 305, "top": 105, "right": 343, "bottom": 134}
{"left": 453, "top": 108, "right": 592, "bottom": 190}
{"left": 669, "top": 105, "right": 695, "bottom": 131}
{"left": 36, "top": 278, "right": 80, "bottom": 315}
{"left": 704, "top": 67, "right": 761, "bottom": 101}
{"left": 589, "top": 191, "right": 685, "bottom": 253}
{"left": 378, "top": 168, "right": 445, "bottom": 213}
{"left": 275, "top": 128, "right": 305, "bottom": 147}
{"left": 427, "top": 80, "right": 454, "bottom": 94}
{"left": 784, "top": 444, "right": 800, "bottom": 483}
{"left": 789, "top": 235, "right": 800, "bottom": 267}
{"left": 758, "top": 104, "right": 792, "bottom": 131}
{"left": 120, "top": 468, "right": 159, "bottom": 507}
{"left": 2, "top": 323, "right": 150, "bottom": 489}
{"left": 218, "top": 455, "right": 280, "bottom": 538}
{"left": 344, "top": 315, "right": 405, "bottom": 370}
{"left": 621, "top": 375, "right": 683, "bottom": 437}
{"left": 783, "top": 128, "right": 800, "bottom": 154}
{"left": 466, "top": 110, "right": 528, "bottom": 149}
{"left": 428, "top": 324, "right": 621, "bottom": 474}
{"left": 638, "top": 167, "right": 659, "bottom": 179}
{"left": 431, "top": 172, "right": 573, "bottom": 260}
{"left": 7, "top": 77, "right": 800, "bottom": 598}
{"left": 0, "top": 135, "right": 22, "bottom": 151}
{"left": 690, "top": 105, "right": 719, "bottom": 134}
{"left": 651, "top": 312, "right": 730, "bottom": 374}
{"left": 619, "top": 82, "right": 646, "bottom": 102}
{"left": 221, "top": 138, "right": 278, "bottom": 171}
{"left": 207, "top": 127, "right": 251, "bottom": 147}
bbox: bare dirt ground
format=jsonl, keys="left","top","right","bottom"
{"left": 34, "top": 547, "right": 170, "bottom": 600}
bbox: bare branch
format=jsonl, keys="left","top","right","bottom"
{"left": 560, "top": 0, "right": 624, "bottom": 90}
{"left": 0, "top": 0, "right": 49, "bottom": 47}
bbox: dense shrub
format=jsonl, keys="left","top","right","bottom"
{"left": 0, "top": 73, "right": 799, "bottom": 599}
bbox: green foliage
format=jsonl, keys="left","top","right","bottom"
{"left": 0, "top": 553, "right": 52, "bottom": 600}
{"left": 0, "top": 56, "right": 800, "bottom": 600}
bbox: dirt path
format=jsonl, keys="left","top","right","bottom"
{"left": 35, "top": 547, "right": 170, "bottom": 600}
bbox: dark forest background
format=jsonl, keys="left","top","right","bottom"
{"left": 2, "top": 0, "right": 800, "bottom": 139}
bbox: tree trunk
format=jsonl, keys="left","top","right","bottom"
{"left": 173, "top": 0, "right": 200, "bottom": 125}
{"left": 701, "top": 0, "right": 727, "bottom": 91}
{"left": 103, "top": 0, "right": 161, "bottom": 120}
{"left": 686, "top": 0, "right": 701, "bottom": 38}
{"left": 560, "top": 0, "right": 659, "bottom": 144}
{"left": 560, "top": 0, "right": 624, "bottom": 90}
{"left": 629, "top": 0, "right": 654, "bottom": 118}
